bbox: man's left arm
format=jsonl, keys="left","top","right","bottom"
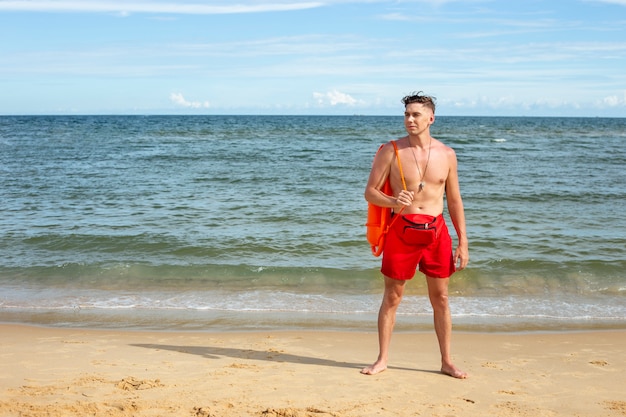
{"left": 445, "top": 148, "right": 469, "bottom": 270}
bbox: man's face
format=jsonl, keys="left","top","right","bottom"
{"left": 404, "top": 102, "right": 434, "bottom": 135}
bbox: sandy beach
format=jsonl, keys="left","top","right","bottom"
{"left": 1, "top": 325, "right": 624, "bottom": 416}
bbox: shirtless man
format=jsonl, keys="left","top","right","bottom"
{"left": 361, "top": 92, "right": 469, "bottom": 379}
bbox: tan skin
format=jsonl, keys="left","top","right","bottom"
{"left": 362, "top": 102, "right": 469, "bottom": 378}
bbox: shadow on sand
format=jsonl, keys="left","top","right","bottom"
{"left": 130, "top": 343, "right": 439, "bottom": 375}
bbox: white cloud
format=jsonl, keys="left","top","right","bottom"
{"left": 599, "top": 91, "right": 626, "bottom": 107}
{"left": 585, "top": 0, "right": 626, "bottom": 5}
{"left": 313, "top": 90, "right": 359, "bottom": 106}
{"left": 394, "top": 0, "right": 479, "bottom": 5}
{"left": 441, "top": 92, "right": 626, "bottom": 115}
{"left": 0, "top": 1, "right": 324, "bottom": 14}
{"left": 170, "top": 92, "right": 209, "bottom": 109}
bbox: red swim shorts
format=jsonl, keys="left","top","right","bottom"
{"left": 381, "top": 213, "right": 455, "bottom": 280}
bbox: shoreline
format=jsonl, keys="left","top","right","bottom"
{"left": 2, "top": 306, "right": 625, "bottom": 333}
{"left": 2, "top": 319, "right": 626, "bottom": 335}
{"left": 4, "top": 320, "right": 626, "bottom": 335}
{"left": 1, "top": 324, "right": 625, "bottom": 417}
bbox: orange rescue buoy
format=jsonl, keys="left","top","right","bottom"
{"left": 365, "top": 141, "right": 406, "bottom": 256}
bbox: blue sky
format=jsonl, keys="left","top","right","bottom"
{"left": 1, "top": 0, "right": 625, "bottom": 116}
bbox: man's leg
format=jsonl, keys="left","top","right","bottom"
{"left": 426, "top": 276, "right": 468, "bottom": 379}
{"left": 361, "top": 276, "right": 406, "bottom": 375}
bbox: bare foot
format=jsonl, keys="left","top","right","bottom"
{"left": 361, "top": 361, "right": 387, "bottom": 375}
{"left": 441, "top": 363, "right": 468, "bottom": 379}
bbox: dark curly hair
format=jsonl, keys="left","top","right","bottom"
{"left": 402, "top": 91, "right": 436, "bottom": 114}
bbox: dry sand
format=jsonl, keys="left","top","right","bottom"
{"left": 0, "top": 324, "right": 624, "bottom": 417}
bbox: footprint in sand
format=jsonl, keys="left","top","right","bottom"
{"left": 116, "top": 376, "right": 163, "bottom": 391}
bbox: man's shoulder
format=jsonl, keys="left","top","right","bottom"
{"left": 372, "top": 139, "right": 400, "bottom": 162}
{"left": 385, "top": 136, "right": 409, "bottom": 150}
{"left": 432, "top": 137, "right": 456, "bottom": 153}
{"left": 379, "top": 137, "right": 408, "bottom": 153}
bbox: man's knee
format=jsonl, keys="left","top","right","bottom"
{"left": 426, "top": 277, "right": 450, "bottom": 310}
{"left": 383, "top": 291, "right": 403, "bottom": 309}
{"left": 383, "top": 276, "right": 405, "bottom": 306}
{"left": 428, "top": 291, "right": 449, "bottom": 310}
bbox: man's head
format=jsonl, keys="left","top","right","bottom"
{"left": 402, "top": 92, "right": 436, "bottom": 115}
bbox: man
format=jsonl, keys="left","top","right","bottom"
{"left": 362, "top": 92, "right": 469, "bottom": 379}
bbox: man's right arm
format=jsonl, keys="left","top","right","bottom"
{"left": 364, "top": 142, "right": 413, "bottom": 209}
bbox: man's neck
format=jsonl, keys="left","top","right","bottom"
{"left": 407, "top": 132, "right": 431, "bottom": 149}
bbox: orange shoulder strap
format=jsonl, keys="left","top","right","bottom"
{"left": 388, "top": 140, "right": 408, "bottom": 223}
{"left": 391, "top": 140, "right": 407, "bottom": 191}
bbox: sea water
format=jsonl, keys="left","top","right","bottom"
{"left": 1, "top": 115, "right": 625, "bottom": 331}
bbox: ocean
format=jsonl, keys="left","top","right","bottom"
{"left": 1, "top": 115, "right": 625, "bottom": 332}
